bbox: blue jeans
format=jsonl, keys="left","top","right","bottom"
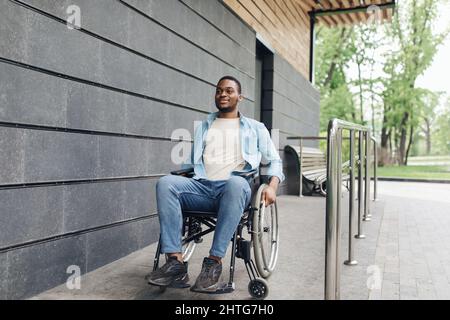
{"left": 156, "top": 175, "right": 252, "bottom": 258}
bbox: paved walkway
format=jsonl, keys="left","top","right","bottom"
{"left": 371, "top": 181, "right": 450, "bottom": 300}
{"left": 30, "top": 181, "right": 450, "bottom": 300}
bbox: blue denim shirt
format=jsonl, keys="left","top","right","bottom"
{"left": 181, "top": 112, "right": 285, "bottom": 183}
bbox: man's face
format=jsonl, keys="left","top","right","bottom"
{"left": 214, "top": 79, "right": 242, "bottom": 113}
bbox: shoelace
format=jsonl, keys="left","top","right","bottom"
{"left": 202, "top": 260, "right": 216, "bottom": 275}
{"left": 155, "top": 259, "right": 179, "bottom": 275}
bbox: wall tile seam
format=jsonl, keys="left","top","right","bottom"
{"left": 274, "top": 57, "right": 312, "bottom": 83}
{"left": 270, "top": 92, "right": 320, "bottom": 116}
{"left": 0, "top": 119, "right": 195, "bottom": 145}
{"left": 0, "top": 58, "right": 217, "bottom": 115}
{"left": 264, "top": 79, "right": 319, "bottom": 105}
{"left": 179, "top": 0, "right": 256, "bottom": 55}
{"left": 272, "top": 75, "right": 320, "bottom": 104}
{"left": 265, "top": 109, "right": 319, "bottom": 129}
{"left": 215, "top": 0, "right": 257, "bottom": 41}
{"left": 0, "top": 213, "right": 159, "bottom": 255}
{"left": 263, "top": 102, "right": 320, "bottom": 120}
{"left": 270, "top": 68, "right": 320, "bottom": 101}
{"left": 277, "top": 128, "right": 317, "bottom": 138}
{"left": 117, "top": 0, "right": 256, "bottom": 80}
{"left": 0, "top": 174, "right": 165, "bottom": 191}
{"left": 9, "top": 0, "right": 256, "bottom": 94}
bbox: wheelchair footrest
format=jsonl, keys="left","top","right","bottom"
{"left": 236, "top": 238, "right": 252, "bottom": 262}
{"left": 213, "top": 282, "right": 235, "bottom": 294}
{"left": 190, "top": 281, "right": 235, "bottom": 294}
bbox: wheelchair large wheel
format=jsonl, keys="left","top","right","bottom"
{"left": 251, "top": 183, "right": 279, "bottom": 279}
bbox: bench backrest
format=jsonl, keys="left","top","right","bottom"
{"left": 284, "top": 145, "right": 326, "bottom": 173}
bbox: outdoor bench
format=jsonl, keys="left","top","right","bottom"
{"left": 284, "top": 145, "right": 349, "bottom": 196}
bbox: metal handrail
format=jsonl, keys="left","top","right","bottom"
{"left": 371, "top": 136, "right": 378, "bottom": 201}
{"left": 324, "top": 119, "right": 378, "bottom": 300}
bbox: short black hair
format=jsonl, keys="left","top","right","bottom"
{"left": 217, "top": 76, "right": 242, "bottom": 94}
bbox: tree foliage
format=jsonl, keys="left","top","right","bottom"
{"left": 315, "top": 0, "right": 449, "bottom": 165}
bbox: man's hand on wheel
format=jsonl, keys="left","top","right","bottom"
{"left": 262, "top": 186, "right": 277, "bottom": 207}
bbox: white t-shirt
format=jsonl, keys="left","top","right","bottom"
{"left": 203, "top": 118, "right": 246, "bottom": 180}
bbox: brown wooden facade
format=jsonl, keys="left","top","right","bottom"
{"left": 224, "top": 0, "right": 395, "bottom": 80}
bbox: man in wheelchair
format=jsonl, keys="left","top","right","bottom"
{"left": 147, "top": 76, "right": 284, "bottom": 295}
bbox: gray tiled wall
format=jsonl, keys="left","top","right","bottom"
{"left": 0, "top": 0, "right": 256, "bottom": 299}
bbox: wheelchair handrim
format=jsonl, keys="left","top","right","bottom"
{"left": 258, "top": 201, "right": 279, "bottom": 273}
{"left": 252, "top": 184, "right": 279, "bottom": 278}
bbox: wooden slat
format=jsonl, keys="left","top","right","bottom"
{"left": 285, "top": 0, "right": 309, "bottom": 27}
{"left": 339, "top": 0, "right": 356, "bottom": 24}
{"left": 225, "top": 0, "right": 311, "bottom": 79}
{"left": 265, "top": 0, "right": 310, "bottom": 55}
{"left": 276, "top": 0, "right": 312, "bottom": 50}
{"left": 352, "top": 0, "right": 367, "bottom": 23}
{"left": 225, "top": 0, "right": 394, "bottom": 78}
{"left": 319, "top": 0, "right": 344, "bottom": 26}
{"left": 386, "top": 4, "right": 393, "bottom": 21}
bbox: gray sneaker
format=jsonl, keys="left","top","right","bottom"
{"left": 190, "top": 257, "right": 223, "bottom": 293}
{"left": 147, "top": 256, "right": 190, "bottom": 288}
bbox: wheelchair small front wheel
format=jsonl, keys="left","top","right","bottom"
{"left": 248, "top": 278, "right": 269, "bottom": 299}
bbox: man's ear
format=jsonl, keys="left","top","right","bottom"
{"left": 238, "top": 94, "right": 244, "bottom": 102}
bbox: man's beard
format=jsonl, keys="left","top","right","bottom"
{"left": 215, "top": 103, "right": 235, "bottom": 113}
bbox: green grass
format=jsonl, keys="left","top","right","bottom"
{"left": 377, "top": 165, "right": 450, "bottom": 180}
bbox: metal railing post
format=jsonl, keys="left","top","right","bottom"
{"left": 363, "top": 131, "right": 371, "bottom": 221}
{"left": 371, "top": 136, "right": 378, "bottom": 201}
{"left": 299, "top": 138, "right": 304, "bottom": 197}
{"left": 325, "top": 119, "right": 375, "bottom": 300}
{"left": 335, "top": 129, "right": 343, "bottom": 299}
{"left": 344, "top": 130, "right": 357, "bottom": 266}
{"left": 325, "top": 122, "right": 341, "bottom": 300}
{"left": 355, "top": 131, "right": 366, "bottom": 239}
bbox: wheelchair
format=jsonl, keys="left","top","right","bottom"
{"left": 150, "top": 168, "right": 280, "bottom": 299}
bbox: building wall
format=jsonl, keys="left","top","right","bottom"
{"left": 263, "top": 54, "right": 321, "bottom": 195}
{"left": 0, "top": 0, "right": 319, "bottom": 298}
{"left": 0, "top": 0, "right": 257, "bottom": 299}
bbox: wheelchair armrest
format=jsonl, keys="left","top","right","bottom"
{"left": 235, "top": 169, "right": 258, "bottom": 180}
{"left": 171, "top": 168, "right": 195, "bottom": 177}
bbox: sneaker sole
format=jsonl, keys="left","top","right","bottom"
{"left": 190, "top": 281, "right": 233, "bottom": 294}
{"left": 148, "top": 273, "right": 190, "bottom": 289}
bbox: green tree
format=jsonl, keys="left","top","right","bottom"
{"left": 432, "top": 98, "right": 450, "bottom": 155}
{"left": 315, "top": 26, "right": 356, "bottom": 129}
{"left": 381, "top": 0, "right": 449, "bottom": 165}
{"left": 417, "top": 89, "right": 442, "bottom": 155}
{"left": 315, "top": 0, "right": 448, "bottom": 166}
